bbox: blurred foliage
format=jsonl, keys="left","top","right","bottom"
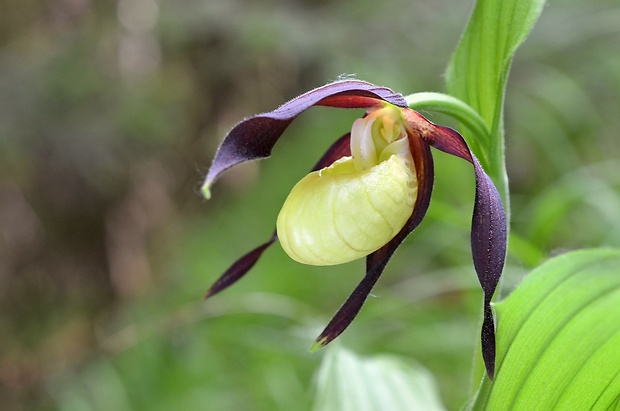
{"left": 0, "top": 0, "right": 619, "bottom": 410}
{"left": 313, "top": 346, "right": 446, "bottom": 411}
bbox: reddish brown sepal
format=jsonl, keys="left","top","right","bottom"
{"left": 203, "top": 80, "right": 406, "bottom": 192}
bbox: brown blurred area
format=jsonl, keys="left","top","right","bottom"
{"left": 0, "top": 0, "right": 328, "bottom": 408}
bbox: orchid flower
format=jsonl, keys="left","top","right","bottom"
{"left": 201, "top": 80, "right": 507, "bottom": 379}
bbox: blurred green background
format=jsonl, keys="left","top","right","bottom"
{"left": 1, "top": 0, "right": 619, "bottom": 410}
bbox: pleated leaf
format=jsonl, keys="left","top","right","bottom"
{"left": 468, "top": 248, "right": 620, "bottom": 410}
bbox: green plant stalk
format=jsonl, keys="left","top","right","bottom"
{"left": 487, "top": 88, "right": 511, "bottom": 228}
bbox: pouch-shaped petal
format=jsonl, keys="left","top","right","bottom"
{"left": 311, "top": 130, "right": 435, "bottom": 351}
{"left": 277, "top": 154, "right": 417, "bottom": 266}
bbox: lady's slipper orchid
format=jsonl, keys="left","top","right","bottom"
{"left": 201, "top": 80, "right": 507, "bottom": 379}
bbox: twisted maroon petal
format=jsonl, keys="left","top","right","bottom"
{"left": 312, "top": 134, "right": 434, "bottom": 349}
{"left": 203, "top": 80, "right": 406, "bottom": 193}
{"left": 404, "top": 109, "right": 507, "bottom": 379}
{"left": 204, "top": 235, "right": 277, "bottom": 299}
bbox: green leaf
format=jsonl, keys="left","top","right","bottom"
{"left": 445, "top": 0, "right": 546, "bottom": 203}
{"left": 312, "top": 346, "right": 446, "bottom": 411}
{"left": 468, "top": 248, "right": 620, "bottom": 410}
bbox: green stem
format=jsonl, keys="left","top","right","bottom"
{"left": 490, "top": 121, "right": 511, "bottom": 229}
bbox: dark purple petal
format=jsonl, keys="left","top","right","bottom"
{"left": 419, "top": 122, "right": 506, "bottom": 301}
{"left": 481, "top": 300, "right": 496, "bottom": 378}
{"left": 469, "top": 151, "right": 505, "bottom": 380}
{"left": 202, "top": 80, "right": 406, "bottom": 195}
{"left": 204, "top": 234, "right": 277, "bottom": 299}
{"left": 312, "top": 135, "right": 435, "bottom": 350}
{"left": 404, "top": 109, "right": 507, "bottom": 379}
{"left": 311, "top": 259, "right": 384, "bottom": 351}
